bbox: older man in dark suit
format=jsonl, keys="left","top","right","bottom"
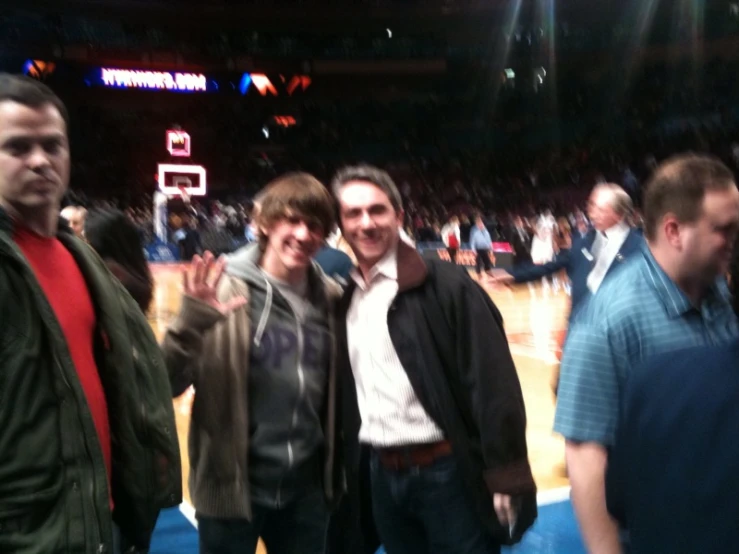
{"left": 492, "top": 184, "right": 643, "bottom": 395}
{"left": 492, "top": 183, "right": 643, "bottom": 323}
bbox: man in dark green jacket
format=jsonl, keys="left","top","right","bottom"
{"left": 0, "top": 73, "right": 181, "bottom": 553}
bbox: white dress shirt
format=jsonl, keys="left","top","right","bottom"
{"left": 347, "top": 244, "right": 445, "bottom": 447}
{"left": 587, "top": 220, "right": 631, "bottom": 293}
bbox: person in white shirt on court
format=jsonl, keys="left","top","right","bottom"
{"left": 440, "top": 215, "right": 461, "bottom": 264}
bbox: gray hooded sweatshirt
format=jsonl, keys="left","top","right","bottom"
{"left": 227, "top": 244, "right": 332, "bottom": 508}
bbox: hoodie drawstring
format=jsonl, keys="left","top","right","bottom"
{"left": 254, "top": 275, "right": 273, "bottom": 347}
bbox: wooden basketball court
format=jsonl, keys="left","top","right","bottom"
{"left": 147, "top": 264, "right": 570, "bottom": 552}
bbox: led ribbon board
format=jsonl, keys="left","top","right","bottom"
{"left": 240, "top": 73, "right": 311, "bottom": 96}
{"left": 100, "top": 68, "right": 208, "bottom": 92}
{"left": 23, "top": 60, "right": 56, "bottom": 79}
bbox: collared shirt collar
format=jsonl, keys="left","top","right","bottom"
{"left": 641, "top": 244, "right": 729, "bottom": 320}
{"left": 603, "top": 220, "right": 630, "bottom": 243}
{"left": 350, "top": 242, "right": 398, "bottom": 291}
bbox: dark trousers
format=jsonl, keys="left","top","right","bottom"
{"left": 447, "top": 247, "right": 458, "bottom": 264}
{"left": 197, "top": 487, "right": 329, "bottom": 554}
{"left": 327, "top": 446, "right": 381, "bottom": 554}
{"left": 475, "top": 250, "right": 493, "bottom": 275}
{"left": 113, "top": 524, "right": 121, "bottom": 554}
{"left": 370, "top": 452, "right": 500, "bottom": 554}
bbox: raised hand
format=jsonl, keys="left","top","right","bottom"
{"left": 182, "top": 251, "right": 247, "bottom": 315}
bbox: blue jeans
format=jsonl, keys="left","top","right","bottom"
{"left": 197, "top": 487, "right": 329, "bottom": 554}
{"left": 370, "top": 452, "right": 500, "bottom": 554}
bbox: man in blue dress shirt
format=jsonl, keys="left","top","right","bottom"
{"left": 555, "top": 154, "right": 739, "bottom": 554}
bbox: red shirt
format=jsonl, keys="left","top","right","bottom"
{"left": 14, "top": 226, "right": 113, "bottom": 505}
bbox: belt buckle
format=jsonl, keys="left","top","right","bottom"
{"left": 381, "top": 451, "right": 402, "bottom": 471}
{"left": 392, "top": 455, "right": 404, "bottom": 471}
{"left": 389, "top": 449, "right": 412, "bottom": 471}
{"left": 417, "top": 450, "right": 433, "bottom": 468}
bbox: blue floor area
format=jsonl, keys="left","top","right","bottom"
{"left": 506, "top": 500, "right": 585, "bottom": 554}
{"left": 150, "top": 499, "right": 585, "bottom": 554}
{"left": 375, "top": 500, "right": 585, "bottom": 554}
{"left": 150, "top": 507, "right": 199, "bottom": 553}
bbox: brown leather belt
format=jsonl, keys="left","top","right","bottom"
{"left": 376, "top": 440, "right": 453, "bottom": 471}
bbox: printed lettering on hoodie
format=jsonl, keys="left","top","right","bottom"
{"left": 251, "top": 323, "right": 329, "bottom": 369}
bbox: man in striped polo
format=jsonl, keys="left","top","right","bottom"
{"left": 555, "top": 153, "right": 739, "bottom": 553}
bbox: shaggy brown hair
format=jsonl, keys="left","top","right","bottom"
{"left": 254, "top": 172, "right": 335, "bottom": 251}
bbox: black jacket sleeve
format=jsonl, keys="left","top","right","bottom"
{"left": 419, "top": 263, "right": 536, "bottom": 496}
{"left": 161, "top": 294, "right": 225, "bottom": 397}
{"left": 449, "top": 274, "right": 536, "bottom": 495}
{"left": 509, "top": 248, "right": 571, "bottom": 283}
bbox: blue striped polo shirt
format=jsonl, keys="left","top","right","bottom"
{"left": 554, "top": 243, "right": 739, "bottom": 446}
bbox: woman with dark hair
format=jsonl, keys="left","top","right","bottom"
{"left": 85, "top": 209, "right": 154, "bottom": 313}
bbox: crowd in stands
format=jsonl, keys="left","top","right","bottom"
{"left": 41, "top": 19, "right": 737, "bottom": 258}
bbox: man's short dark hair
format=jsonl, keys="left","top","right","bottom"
{"left": 330, "top": 164, "right": 403, "bottom": 213}
{"left": 643, "top": 153, "right": 736, "bottom": 241}
{"left": 0, "top": 73, "right": 69, "bottom": 127}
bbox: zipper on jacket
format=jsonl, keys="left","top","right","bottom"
{"left": 140, "top": 384, "right": 156, "bottom": 503}
{"left": 325, "top": 325, "right": 337, "bottom": 501}
{"left": 133, "top": 346, "right": 156, "bottom": 504}
{"left": 57, "top": 358, "right": 104, "bottom": 550}
{"left": 274, "top": 309, "right": 306, "bottom": 508}
{"left": 289, "top": 320, "right": 306, "bottom": 471}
